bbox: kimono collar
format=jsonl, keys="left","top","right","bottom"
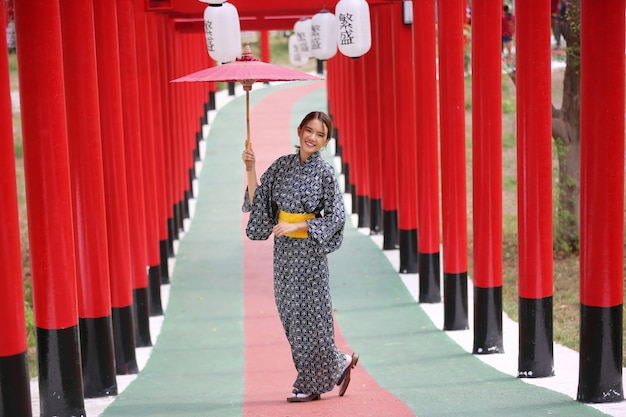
{"left": 296, "top": 150, "right": 321, "bottom": 165}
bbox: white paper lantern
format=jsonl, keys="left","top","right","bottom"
{"left": 198, "top": 0, "right": 227, "bottom": 4}
{"left": 335, "top": 0, "right": 371, "bottom": 58}
{"left": 288, "top": 34, "right": 309, "bottom": 67}
{"left": 203, "top": 2, "right": 242, "bottom": 63}
{"left": 311, "top": 10, "right": 338, "bottom": 60}
{"left": 293, "top": 18, "right": 312, "bottom": 60}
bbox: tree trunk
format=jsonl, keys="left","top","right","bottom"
{"left": 552, "top": 0, "right": 581, "bottom": 253}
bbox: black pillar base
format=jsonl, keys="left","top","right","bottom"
{"left": 473, "top": 285, "right": 504, "bottom": 354}
{"left": 399, "top": 229, "right": 418, "bottom": 274}
{"left": 418, "top": 252, "right": 441, "bottom": 303}
{"left": 0, "top": 351, "right": 32, "bottom": 417}
{"left": 208, "top": 91, "right": 216, "bottom": 111}
{"left": 79, "top": 317, "right": 117, "bottom": 398}
{"left": 316, "top": 58, "right": 324, "bottom": 75}
{"left": 443, "top": 272, "right": 469, "bottom": 330}
{"left": 382, "top": 210, "right": 399, "bottom": 250}
{"left": 148, "top": 264, "right": 164, "bottom": 316}
{"left": 350, "top": 185, "right": 357, "bottom": 215}
{"left": 182, "top": 192, "right": 190, "bottom": 220}
{"left": 189, "top": 168, "right": 196, "bottom": 198}
{"left": 172, "top": 201, "right": 183, "bottom": 234}
{"left": 577, "top": 304, "right": 624, "bottom": 403}
{"left": 36, "top": 326, "right": 85, "bottom": 416}
{"left": 111, "top": 306, "right": 138, "bottom": 375}
{"left": 369, "top": 198, "right": 383, "bottom": 235}
{"left": 133, "top": 287, "right": 152, "bottom": 348}
{"left": 159, "top": 239, "right": 171, "bottom": 284}
{"left": 342, "top": 163, "right": 350, "bottom": 193}
{"left": 518, "top": 296, "right": 554, "bottom": 378}
{"left": 194, "top": 133, "right": 202, "bottom": 162}
{"left": 357, "top": 195, "right": 370, "bottom": 228}
{"left": 228, "top": 82, "right": 235, "bottom": 96}
{"left": 167, "top": 217, "right": 175, "bottom": 257}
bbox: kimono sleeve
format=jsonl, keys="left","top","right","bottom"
{"left": 242, "top": 163, "right": 278, "bottom": 240}
{"left": 307, "top": 166, "right": 345, "bottom": 254}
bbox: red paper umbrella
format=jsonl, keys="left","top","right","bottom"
{"left": 172, "top": 45, "right": 323, "bottom": 154}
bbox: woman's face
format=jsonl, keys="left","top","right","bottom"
{"left": 298, "top": 118, "right": 329, "bottom": 160}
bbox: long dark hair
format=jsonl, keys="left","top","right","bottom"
{"left": 298, "top": 111, "right": 333, "bottom": 141}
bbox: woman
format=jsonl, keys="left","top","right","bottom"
{"left": 241, "top": 111, "right": 358, "bottom": 403}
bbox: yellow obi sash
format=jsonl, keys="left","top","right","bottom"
{"left": 278, "top": 210, "right": 316, "bottom": 238}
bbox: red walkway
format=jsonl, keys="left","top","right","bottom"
{"left": 241, "top": 83, "right": 416, "bottom": 416}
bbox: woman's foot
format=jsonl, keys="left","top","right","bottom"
{"left": 337, "top": 352, "right": 359, "bottom": 396}
{"left": 286, "top": 389, "right": 320, "bottom": 403}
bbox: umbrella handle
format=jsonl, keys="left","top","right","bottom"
{"left": 245, "top": 89, "right": 252, "bottom": 171}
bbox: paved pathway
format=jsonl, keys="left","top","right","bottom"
{"left": 71, "top": 80, "right": 624, "bottom": 417}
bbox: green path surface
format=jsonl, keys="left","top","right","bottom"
{"left": 102, "top": 83, "right": 608, "bottom": 417}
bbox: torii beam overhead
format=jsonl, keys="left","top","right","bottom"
{"left": 156, "top": 0, "right": 394, "bottom": 31}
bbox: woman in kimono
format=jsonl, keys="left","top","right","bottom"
{"left": 241, "top": 111, "right": 358, "bottom": 403}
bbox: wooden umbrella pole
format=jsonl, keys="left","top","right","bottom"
{"left": 243, "top": 81, "right": 253, "bottom": 171}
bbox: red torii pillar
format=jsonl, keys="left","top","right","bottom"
{"left": 394, "top": 1, "right": 418, "bottom": 274}
{"left": 147, "top": 13, "right": 173, "bottom": 285}
{"left": 117, "top": 0, "right": 152, "bottom": 349}
{"left": 59, "top": 0, "right": 118, "bottom": 398}
{"left": 14, "top": 0, "right": 86, "bottom": 414}
{"left": 377, "top": 3, "right": 400, "bottom": 250}
{"left": 438, "top": 0, "right": 469, "bottom": 330}
{"left": 0, "top": 6, "right": 31, "bottom": 415}
{"left": 578, "top": 0, "right": 625, "bottom": 403}
{"left": 414, "top": 0, "right": 441, "bottom": 303}
{"left": 515, "top": 0, "right": 554, "bottom": 378}
{"left": 362, "top": 12, "right": 383, "bottom": 234}
{"left": 471, "top": 0, "right": 503, "bottom": 354}
{"left": 353, "top": 56, "right": 371, "bottom": 228}
{"left": 135, "top": 0, "right": 164, "bottom": 317}
{"left": 93, "top": 0, "right": 139, "bottom": 375}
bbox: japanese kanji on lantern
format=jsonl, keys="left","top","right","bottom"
{"left": 311, "top": 9, "right": 338, "bottom": 60}
{"left": 293, "top": 17, "right": 313, "bottom": 61}
{"left": 202, "top": 0, "right": 242, "bottom": 63}
{"left": 288, "top": 33, "right": 309, "bottom": 67}
{"left": 335, "top": 0, "right": 371, "bottom": 58}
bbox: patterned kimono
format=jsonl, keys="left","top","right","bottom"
{"left": 242, "top": 151, "right": 347, "bottom": 394}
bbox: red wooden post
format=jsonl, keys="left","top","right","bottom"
{"left": 260, "top": 30, "right": 271, "bottom": 62}
{"left": 0, "top": 4, "right": 31, "bottom": 414}
{"left": 93, "top": 0, "right": 138, "bottom": 375}
{"left": 334, "top": 54, "right": 354, "bottom": 213}
{"left": 394, "top": 1, "right": 418, "bottom": 274}
{"left": 59, "top": 0, "right": 118, "bottom": 397}
{"left": 362, "top": 10, "right": 383, "bottom": 234}
{"left": 353, "top": 57, "right": 371, "bottom": 228}
{"left": 14, "top": 0, "right": 86, "bottom": 414}
{"left": 117, "top": 0, "right": 152, "bottom": 348}
{"left": 578, "top": 0, "right": 625, "bottom": 403}
{"left": 147, "top": 14, "right": 173, "bottom": 285}
{"left": 515, "top": 0, "right": 554, "bottom": 378}
{"left": 135, "top": 0, "right": 164, "bottom": 316}
{"left": 414, "top": 0, "right": 441, "bottom": 303}
{"left": 377, "top": 3, "right": 400, "bottom": 250}
{"left": 438, "top": 0, "right": 469, "bottom": 330}
{"left": 471, "top": 0, "right": 503, "bottom": 354}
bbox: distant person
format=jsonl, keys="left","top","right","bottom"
{"left": 502, "top": 5, "right": 515, "bottom": 64}
{"left": 242, "top": 111, "right": 358, "bottom": 403}
{"left": 558, "top": 0, "right": 568, "bottom": 46}
{"left": 551, "top": 0, "right": 563, "bottom": 49}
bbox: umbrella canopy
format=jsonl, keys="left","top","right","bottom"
{"left": 172, "top": 49, "right": 322, "bottom": 85}
{"left": 172, "top": 46, "right": 323, "bottom": 164}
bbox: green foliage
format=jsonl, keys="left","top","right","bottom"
{"left": 502, "top": 131, "right": 516, "bottom": 149}
{"left": 501, "top": 97, "right": 515, "bottom": 114}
